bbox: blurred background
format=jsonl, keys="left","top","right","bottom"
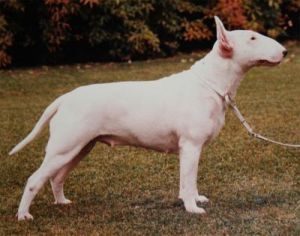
{"left": 0, "top": 0, "right": 299, "bottom": 68}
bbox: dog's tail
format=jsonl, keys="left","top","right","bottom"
{"left": 9, "top": 96, "right": 63, "bottom": 156}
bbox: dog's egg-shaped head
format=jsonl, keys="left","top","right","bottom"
{"left": 214, "top": 16, "right": 287, "bottom": 69}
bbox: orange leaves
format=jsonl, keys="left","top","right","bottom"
{"left": 45, "top": 0, "right": 70, "bottom": 5}
{"left": 42, "top": 0, "right": 101, "bottom": 53}
{"left": 0, "top": 13, "right": 13, "bottom": 67}
{"left": 214, "top": 0, "right": 247, "bottom": 29}
{"left": 43, "top": 0, "right": 80, "bottom": 52}
{"left": 0, "top": 32, "right": 13, "bottom": 49}
{"left": 0, "top": 0, "right": 298, "bottom": 68}
{"left": 0, "top": 50, "right": 11, "bottom": 67}
{"left": 80, "top": 0, "right": 101, "bottom": 8}
{"left": 45, "top": 0, "right": 101, "bottom": 8}
{"left": 183, "top": 20, "right": 213, "bottom": 41}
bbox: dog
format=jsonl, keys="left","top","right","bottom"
{"left": 10, "top": 16, "right": 287, "bottom": 220}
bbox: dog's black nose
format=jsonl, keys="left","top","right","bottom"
{"left": 283, "top": 50, "right": 288, "bottom": 57}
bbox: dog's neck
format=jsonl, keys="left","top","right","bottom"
{"left": 190, "top": 46, "right": 247, "bottom": 98}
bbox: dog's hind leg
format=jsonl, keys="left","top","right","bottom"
{"left": 50, "top": 140, "right": 96, "bottom": 204}
{"left": 16, "top": 138, "right": 87, "bottom": 221}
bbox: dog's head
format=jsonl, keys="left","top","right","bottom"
{"left": 213, "top": 16, "right": 287, "bottom": 69}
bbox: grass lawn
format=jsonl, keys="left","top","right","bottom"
{"left": 0, "top": 43, "right": 299, "bottom": 235}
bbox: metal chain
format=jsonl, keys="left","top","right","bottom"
{"left": 225, "top": 95, "right": 300, "bottom": 148}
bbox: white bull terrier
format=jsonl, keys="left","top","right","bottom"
{"left": 10, "top": 16, "right": 287, "bottom": 220}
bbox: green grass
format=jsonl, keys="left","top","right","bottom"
{"left": 0, "top": 43, "right": 299, "bottom": 235}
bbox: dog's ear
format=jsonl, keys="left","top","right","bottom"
{"left": 214, "top": 16, "right": 233, "bottom": 58}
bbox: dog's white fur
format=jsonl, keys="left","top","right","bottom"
{"left": 10, "top": 16, "right": 286, "bottom": 220}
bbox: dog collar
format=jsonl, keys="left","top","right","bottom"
{"left": 191, "top": 70, "right": 231, "bottom": 105}
{"left": 191, "top": 70, "right": 300, "bottom": 148}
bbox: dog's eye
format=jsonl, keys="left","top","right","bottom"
{"left": 251, "top": 36, "right": 256, "bottom": 40}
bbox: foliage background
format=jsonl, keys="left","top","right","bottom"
{"left": 0, "top": 0, "right": 299, "bottom": 67}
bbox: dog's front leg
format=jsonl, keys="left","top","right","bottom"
{"left": 179, "top": 139, "right": 206, "bottom": 214}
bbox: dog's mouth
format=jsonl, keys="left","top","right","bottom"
{"left": 257, "top": 59, "right": 281, "bottom": 66}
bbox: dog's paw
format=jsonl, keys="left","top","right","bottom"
{"left": 185, "top": 205, "right": 206, "bottom": 214}
{"left": 17, "top": 212, "right": 33, "bottom": 221}
{"left": 54, "top": 199, "right": 72, "bottom": 205}
{"left": 195, "top": 195, "right": 209, "bottom": 203}
{"left": 183, "top": 199, "right": 206, "bottom": 214}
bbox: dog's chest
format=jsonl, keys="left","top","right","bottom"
{"left": 210, "top": 112, "right": 225, "bottom": 141}
{"left": 206, "top": 99, "right": 226, "bottom": 142}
